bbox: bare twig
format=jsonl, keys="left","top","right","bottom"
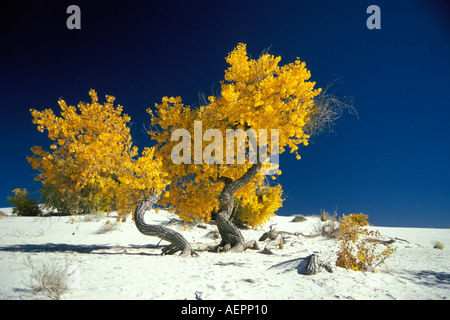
{"left": 305, "top": 78, "right": 358, "bottom": 138}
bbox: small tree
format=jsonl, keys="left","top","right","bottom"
{"left": 7, "top": 188, "right": 41, "bottom": 216}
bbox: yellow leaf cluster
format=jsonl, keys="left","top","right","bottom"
{"left": 221, "top": 43, "right": 321, "bottom": 155}
{"left": 235, "top": 184, "right": 283, "bottom": 228}
{"left": 28, "top": 90, "right": 168, "bottom": 217}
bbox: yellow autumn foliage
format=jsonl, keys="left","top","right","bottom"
{"left": 336, "top": 213, "right": 395, "bottom": 271}
{"left": 27, "top": 43, "right": 331, "bottom": 229}
{"left": 149, "top": 43, "right": 320, "bottom": 226}
{"left": 235, "top": 184, "right": 283, "bottom": 228}
{"left": 28, "top": 90, "right": 168, "bottom": 217}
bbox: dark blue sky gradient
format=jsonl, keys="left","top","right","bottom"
{"left": 1, "top": 0, "right": 449, "bottom": 227}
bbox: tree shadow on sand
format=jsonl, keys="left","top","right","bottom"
{"left": 399, "top": 269, "right": 450, "bottom": 289}
{"left": 0, "top": 243, "right": 163, "bottom": 256}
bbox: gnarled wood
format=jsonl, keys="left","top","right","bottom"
{"left": 212, "top": 163, "right": 262, "bottom": 253}
{"left": 258, "top": 225, "right": 285, "bottom": 254}
{"left": 215, "top": 210, "right": 245, "bottom": 252}
{"left": 269, "top": 254, "right": 333, "bottom": 275}
{"left": 134, "top": 192, "right": 198, "bottom": 257}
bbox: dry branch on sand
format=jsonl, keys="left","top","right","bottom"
{"left": 269, "top": 254, "right": 333, "bottom": 275}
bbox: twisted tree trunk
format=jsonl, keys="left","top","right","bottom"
{"left": 213, "top": 163, "right": 262, "bottom": 253}
{"left": 134, "top": 191, "right": 198, "bottom": 257}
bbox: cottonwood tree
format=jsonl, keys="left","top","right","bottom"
{"left": 148, "top": 43, "right": 354, "bottom": 253}
{"left": 29, "top": 90, "right": 198, "bottom": 256}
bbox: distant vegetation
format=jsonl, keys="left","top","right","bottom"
{"left": 7, "top": 188, "right": 41, "bottom": 216}
{"left": 433, "top": 241, "right": 445, "bottom": 250}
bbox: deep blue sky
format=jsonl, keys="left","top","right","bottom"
{"left": 1, "top": 0, "right": 449, "bottom": 227}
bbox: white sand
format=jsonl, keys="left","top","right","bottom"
{"left": 0, "top": 208, "right": 448, "bottom": 300}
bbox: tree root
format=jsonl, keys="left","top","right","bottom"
{"left": 213, "top": 239, "right": 260, "bottom": 253}
{"left": 134, "top": 192, "right": 199, "bottom": 258}
{"left": 161, "top": 243, "right": 199, "bottom": 257}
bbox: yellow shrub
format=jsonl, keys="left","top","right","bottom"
{"left": 336, "top": 213, "right": 394, "bottom": 271}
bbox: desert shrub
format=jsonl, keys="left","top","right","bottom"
{"left": 24, "top": 256, "right": 71, "bottom": 300}
{"left": 96, "top": 220, "right": 120, "bottom": 234}
{"left": 336, "top": 213, "right": 394, "bottom": 272}
{"left": 312, "top": 219, "right": 340, "bottom": 238}
{"left": 319, "top": 209, "right": 337, "bottom": 222}
{"left": 291, "top": 215, "right": 307, "bottom": 222}
{"left": 433, "top": 241, "right": 445, "bottom": 250}
{"left": 7, "top": 188, "right": 42, "bottom": 216}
